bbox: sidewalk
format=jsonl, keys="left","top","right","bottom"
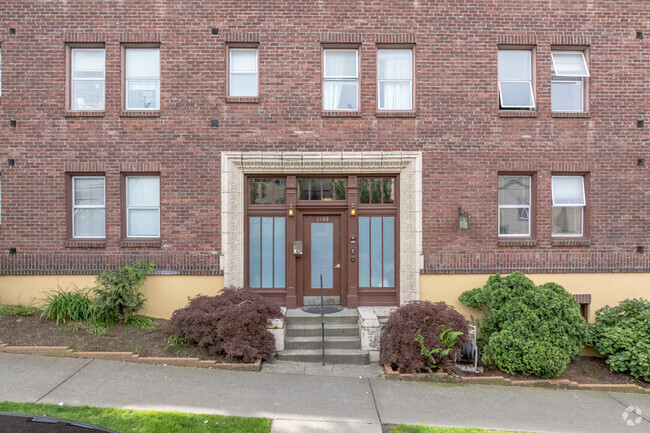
{"left": 0, "top": 353, "right": 648, "bottom": 433}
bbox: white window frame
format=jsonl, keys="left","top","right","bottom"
{"left": 498, "top": 175, "right": 532, "bottom": 237}
{"left": 126, "top": 175, "right": 160, "bottom": 238}
{"left": 323, "top": 48, "right": 359, "bottom": 111}
{"left": 70, "top": 48, "right": 106, "bottom": 111}
{"left": 125, "top": 47, "right": 160, "bottom": 111}
{"left": 377, "top": 48, "right": 413, "bottom": 111}
{"left": 229, "top": 48, "right": 258, "bottom": 97}
{"left": 72, "top": 176, "right": 106, "bottom": 239}
{"left": 498, "top": 49, "right": 535, "bottom": 109}
{"left": 551, "top": 175, "right": 586, "bottom": 237}
{"left": 551, "top": 50, "right": 590, "bottom": 112}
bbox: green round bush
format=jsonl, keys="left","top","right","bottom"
{"left": 588, "top": 298, "right": 650, "bottom": 382}
{"left": 459, "top": 272, "right": 587, "bottom": 378}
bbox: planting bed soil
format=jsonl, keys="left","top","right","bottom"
{"left": 451, "top": 356, "right": 649, "bottom": 389}
{"left": 0, "top": 311, "right": 231, "bottom": 363}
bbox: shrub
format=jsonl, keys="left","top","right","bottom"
{"left": 380, "top": 301, "right": 470, "bottom": 373}
{"left": 93, "top": 259, "right": 153, "bottom": 324}
{"left": 459, "top": 272, "right": 587, "bottom": 378}
{"left": 169, "top": 287, "right": 285, "bottom": 363}
{"left": 588, "top": 298, "right": 650, "bottom": 382}
{"left": 40, "top": 286, "right": 94, "bottom": 325}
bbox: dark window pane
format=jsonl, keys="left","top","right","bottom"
{"left": 383, "top": 217, "right": 395, "bottom": 287}
{"left": 322, "top": 179, "right": 333, "bottom": 200}
{"left": 358, "top": 217, "right": 370, "bottom": 287}
{"left": 273, "top": 179, "right": 286, "bottom": 204}
{"left": 370, "top": 217, "right": 383, "bottom": 286}
{"left": 273, "top": 217, "right": 285, "bottom": 288}
{"left": 383, "top": 178, "right": 395, "bottom": 203}
{"left": 249, "top": 217, "right": 261, "bottom": 287}
{"left": 249, "top": 179, "right": 260, "bottom": 204}
{"left": 298, "top": 178, "right": 309, "bottom": 200}
{"left": 371, "top": 179, "right": 382, "bottom": 204}
{"left": 260, "top": 180, "right": 274, "bottom": 204}
{"left": 359, "top": 178, "right": 370, "bottom": 204}
{"left": 261, "top": 217, "right": 274, "bottom": 287}
{"left": 334, "top": 179, "right": 347, "bottom": 200}
{"left": 310, "top": 179, "right": 322, "bottom": 200}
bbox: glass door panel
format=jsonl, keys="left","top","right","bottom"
{"left": 311, "top": 222, "right": 334, "bottom": 289}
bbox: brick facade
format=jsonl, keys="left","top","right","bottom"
{"left": 0, "top": 0, "right": 648, "bottom": 276}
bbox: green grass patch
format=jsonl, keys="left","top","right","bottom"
{"left": 0, "top": 304, "right": 39, "bottom": 318}
{"left": 0, "top": 401, "right": 270, "bottom": 433}
{"left": 389, "top": 426, "right": 517, "bottom": 433}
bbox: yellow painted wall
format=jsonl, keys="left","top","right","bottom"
{"left": 420, "top": 273, "right": 650, "bottom": 323}
{"left": 0, "top": 275, "right": 224, "bottom": 319}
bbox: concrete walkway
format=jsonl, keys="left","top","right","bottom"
{"left": 0, "top": 353, "right": 648, "bottom": 433}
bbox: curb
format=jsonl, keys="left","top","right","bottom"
{"left": 0, "top": 343, "right": 262, "bottom": 371}
{"left": 383, "top": 365, "right": 650, "bottom": 394}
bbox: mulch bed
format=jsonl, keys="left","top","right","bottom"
{"left": 458, "top": 356, "right": 649, "bottom": 389}
{"left": 0, "top": 311, "right": 227, "bottom": 362}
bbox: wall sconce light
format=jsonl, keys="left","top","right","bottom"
{"left": 350, "top": 203, "right": 356, "bottom": 216}
{"left": 288, "top": 204, "right": 294, "bottom": 217}
{"left": 458, "top": 206, "right": 469, "bottom": 230}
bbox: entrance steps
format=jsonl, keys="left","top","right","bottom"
{"left": 277, "top": 309, "right": 370, "bottom": 365}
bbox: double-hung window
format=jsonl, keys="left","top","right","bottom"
{"left": 323, "top": 49, "right": 358, "bottom": 111}
{"left": 70, "top": 48, "right": 105, "bottom": 110}
{"left": 377, "top": 49, "right": 413, "bottom": 110}
{"left": 498, "top": 175, "right": 531, "bottom": 236}
{"left": 126, "top": 176, "right": 160, "bottom": 238}
{"left": 72, "top": 176, "right": 106, "bottom": 238}
{"left": 498, "top": 49, "right": 535, "bottom": 109}
{"left": 125, "top": 48, "right": 160, "bottom": 110}
{"left": 551, "top": 51, "right": 590, "bottom": 112}
{"left": 552, "top": 176, "right": 585, "bottom": 236}
{"left": 229, "top": 48, "right": 258, "bottom": 97}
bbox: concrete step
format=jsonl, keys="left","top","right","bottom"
{"left": 284, "top": 336, "right": 361, "bottom": 350}
{"left": 285, "top": 309, "right": 358, "bottom": 326}
{"left": 277, "top": 349, "right": 370, "bottom": 365}
{"left": 285, "top": 324, "right": 360, "bottom": 338}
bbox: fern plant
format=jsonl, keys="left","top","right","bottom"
{"left": 414, "top": 324, "right": 463, "bottom": 370}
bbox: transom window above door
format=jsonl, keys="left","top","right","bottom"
{"left": 249, "top": 178, "right": 286, "bottom": 205}
{"left": 298, "top": 178, "right": 347, "bottom": 201}
{"left": 358, "top": 178, "right": 395, "bottom": 204}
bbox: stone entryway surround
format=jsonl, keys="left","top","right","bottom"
{"left": 221, "top": 151, "right": 423, "bottom": 306}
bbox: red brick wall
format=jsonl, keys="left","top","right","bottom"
{"left": 0, "top": 1, "right": 647, "bottom": 269}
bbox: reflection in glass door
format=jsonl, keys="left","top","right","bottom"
{"left": 311, "top": 222, "right": 333, "bottom": 289}
{"left": 303, "top": 215, "right": 341, "bottom": 304}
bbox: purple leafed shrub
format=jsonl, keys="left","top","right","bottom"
{"left": 170, "top": 287, "right": 285, "bottom": 363}
{"left": 380, "top": 300, "right": 470, "bottom": 373}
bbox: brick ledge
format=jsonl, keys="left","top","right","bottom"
{"left": 0, "top": 343, "right": 261, "bottom": 371}
{"left": 383, "top": 365, "right": 649, "bottom": 393}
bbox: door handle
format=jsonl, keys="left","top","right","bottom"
{"left": 334, "top": 264, "right": 341, "bottom": 269}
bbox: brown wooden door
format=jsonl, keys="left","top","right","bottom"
{"left": 302, "top": 215, "right": 342, "bottom": 305}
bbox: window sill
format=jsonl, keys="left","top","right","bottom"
{"left": 321, "top": 111, "right": 362, "bottom": 118}
{"left": 226, "top": 96, "right": 260, "bottom": 104}
{"left": 551, "top": 238, "right": 591, "bottom": 247}
{"left": 120, "top": 239, "right": 162, "bottom": 248}
{"left": 497, "top": 239, "right": 537, "bottom": 247}
{"left": 65, "top": 240, "right": 106, "bottom": 248}
{"left": 552, "top": 112, "right": 591, "bottom": 118}
{"left": 120, "top": 110, "right": 161, "bottom": 117}
{"left": 498, "top": 110, "right": 538, "bottom": 118}
{"left": 376, "top": 111, "right": 417, "bottom": 118}
{"left": 65, "top": 111, "right": 105, "bottom": 118}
